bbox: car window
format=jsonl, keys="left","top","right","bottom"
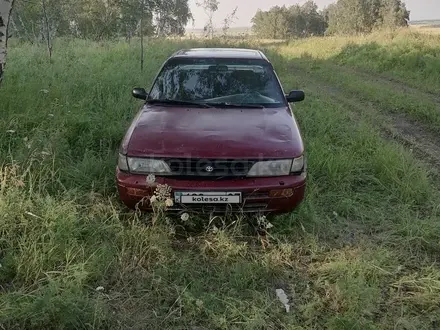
{"left": 148, "top": 59, "right": 286, "bottom": 107}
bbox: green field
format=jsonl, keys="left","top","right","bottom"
{"left": 410, "top": 19, "right": 440, "bottom": 26}
{"left": 1, "top": 28, "right": 440, "bottom": 329}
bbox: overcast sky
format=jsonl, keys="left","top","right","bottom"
{"left": 188, "top": 0, "right": 440, "bottom": 29}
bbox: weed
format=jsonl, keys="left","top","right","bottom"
{"left": 1, "top": 31, "right": 440, "bottom": 329}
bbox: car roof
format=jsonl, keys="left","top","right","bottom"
{"left": 171, "top": 48, "right": 269, "bottom": 61}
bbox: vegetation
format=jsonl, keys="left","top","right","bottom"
{"left": 251, "top": 1, "right": 327, "bottom": 39}
{"left": 0, "top": 0, "right": 15, "bottom": 85}
{"left": 7, "top": 0, "right": 412, "bottom": 44}
{"left": 196, "top": 0, "right": 220, "bottom": 38}
{"left": 409, "top": 21, "right": 440, "bottom": 35}
{"left": 276, "top": 29, "right": 440, "bottom": 97}
{"left": 1, "top": 28, "right": 440, "bottom": 329}
{"left": 325, "top": 0, "right": 409, "bottom": 35}
{"left": 10, "top": 0, "right": 192, "bottom": 41}
{"left": 251, "top": 0, "right": 410, "bottom": 39}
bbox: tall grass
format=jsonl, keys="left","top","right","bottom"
{"left": 1, "top": 32, "right": 440, "bottom": 329}
{"left": 275, "top": 28, "right": 440, "bottom": 95}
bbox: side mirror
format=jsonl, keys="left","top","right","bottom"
{"left": 286, "top": 90, "right": 305, "bottom": 103}
{"left": 132, "top": 87, "right": 148, "bottom": 100}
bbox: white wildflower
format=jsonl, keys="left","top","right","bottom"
{"left": 40, "top": 89, "right": 49, "bottom": 94}
{"left": 154, "top": 184, "right": 172, "bottom": 200}
{"left": 95, "top": 286, "right": 105, "bottom": 292}
{"left": 187, "top": 236, "right": 195, "bottom": 243}
{"left": 146, "top": 174, "right": 156, "bottom": 185}
{"left": 257, "top": 215, "right": 273, "bottom": 229}
{"left": 48, "top": 114, "right": 54, "bottom": 117}
{"left": 257, "top": 215, "right": 267, "bottom": 225}
{"left": 180, "top": 212, "right": 190, "bottom": 222}
{"left": 150, "top": 195, "right": 157, "bottom": 203}
{"left": 6, "top": 130, "right": 15, "bottom": 134}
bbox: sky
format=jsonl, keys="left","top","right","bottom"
{"left": 187, "top": 0, "right": 440, "bottom": 29}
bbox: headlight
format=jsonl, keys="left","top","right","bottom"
{"left": 291, "top": 155, "right": 304, "bottom": 173}
{"left": 247, "top": 156, "right": 305, "bottom": 177}
{"left": 118, "top": 154, "right": 171, "bottom": 174}
{"left": 128, "top": 157, "right": 171, "bottom": 174}
{"left": 247, "top": 159, "right": 292, "bottom": 177}
{"left": 118, "top": 154, "right": 129, "bottom": 171}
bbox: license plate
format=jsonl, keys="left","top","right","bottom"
{"left": 174, "top": 192, "right": 242, "bottom": 204}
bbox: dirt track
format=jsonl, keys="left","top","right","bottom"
{"left": 291, "top": 62, "right": 440, "bottom": 178}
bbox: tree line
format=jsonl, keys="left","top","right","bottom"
{"left": 10, "top": 0, "right": 193, "bottom": 42}
{"left": 0, "top": 0, "right": 413, "bottom": 88}
{"left": 7, "top": 0, "right": 240, "bottom": 43}
{"left": 7, "top": 0, "right": 411, "bottom": 43}
{"left": 251, "top": 0, "right": 410, "bottom": 39}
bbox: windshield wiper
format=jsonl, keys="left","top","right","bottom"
{"left": 206, "top": 102, "right": 265, "bottom": 109}
{"left": 147, "top": 99, "right": 212, "bottom": 108}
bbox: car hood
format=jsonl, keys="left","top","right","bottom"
{"left": 125, "top": 105, "right": 304, "bottom": 158}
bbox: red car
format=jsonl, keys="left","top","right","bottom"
{"left": 116, "top": 48, "right": 306, "bottom": 215}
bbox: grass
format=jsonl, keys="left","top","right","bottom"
{"left": 276, "top": 28, "right": 440, "bottom": 96}
{"left": 1, "top": 30, "right": 440, "bottom": 329}
{"left": 410, "top": 23, "right": 440, "bottom": 35}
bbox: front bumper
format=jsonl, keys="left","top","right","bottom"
{"left": 116, "top": 168, "right": 306, "bottom": 214}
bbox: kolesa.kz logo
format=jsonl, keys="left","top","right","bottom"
{"left": 192, "top": 196, "right": 229, "bottom": 202}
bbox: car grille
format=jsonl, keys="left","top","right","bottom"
{"left": 163, "top": 158, "right": 258, "bottom": 177}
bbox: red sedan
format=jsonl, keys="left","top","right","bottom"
{"left": 116, "top": 48, "right": 306, "bottom": 215}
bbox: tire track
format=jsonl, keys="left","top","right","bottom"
{"left": 293, "top": 65, "right": 440, "bottom": 177}
{"left": 342, "top": 64, "right": 440, "bottom": 101}
{"left": 305, "top": 61, "right": 440, "bottom": 106}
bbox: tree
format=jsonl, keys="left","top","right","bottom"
{"left": 0, "top": 0, "right": 15, "bottom": 87}
{"left": 140, "top": 0, "right": 144, "bottom": 71}
{"left": 251, "top": 6, "right": 291, "bottom": 39}
{"left": 221, "top": 6, "right": 237, "bottom": 37}
{"left": 300, "top": 0, "right": 327, "bottom": 36}
{"left": 155, "top": 0, "right": 192, "bottom": 37}
{"left": 196, "top": 0, "right": 219, "bottom": 38}
{"left": 325, "top": 0, "right": 410, "bottom": 35}
{"left": 12, "top": 0, "right": 72, "bottom": 43}
{"left": 288, "top": 5, "right": 307, "bottom": 38}
{"left": 41, "top": 0, "right": 53, "bottom": 59}
{"left": 8, "top": 0, "right": 192, "bottom": 41}
{"left": 325, "top": 0, "right": 370, "bottom": 35}
{"left": 321, "top": 3, "right": 335, "bottom": 26}
{"left": 251, "top": 2, "right": 326, "bottom": 39}
{"left": 119, "top": 0, "right": 154, "bottom": 41}
{"left": 378, "top": 0, "right": 409, "bottom": 29}
{"left": 73, "top": 0, "right": 122, "bottom": 40}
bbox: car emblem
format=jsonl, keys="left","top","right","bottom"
{"left": 205, "top": 166, "right": 214, "bottom": 172}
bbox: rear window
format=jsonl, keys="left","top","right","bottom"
{"left": 148, "top": 58, "right": 286, "bottom": 107}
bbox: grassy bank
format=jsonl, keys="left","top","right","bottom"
{"left": 276, "top": 28, "right": 440, "bottom": 96}
{"left": 1, "top": 31, "right": 440, "bottom": 329}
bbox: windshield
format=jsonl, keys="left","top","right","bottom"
{"left": 148, "top": 58, "right": 286, "bottom": 107}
